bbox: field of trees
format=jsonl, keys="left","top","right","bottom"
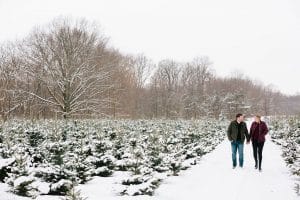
{"left": 1, "top": 17, "right": 299, "bottom": 122}
{"left": 270, "top": 116, "right": 300, "bottom": 195}
{"left": 0, "top": 119, "right": 226, "bottom": 198}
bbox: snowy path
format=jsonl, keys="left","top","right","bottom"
{"left": 154, "top": 136, "right": 298, "bottom": 200}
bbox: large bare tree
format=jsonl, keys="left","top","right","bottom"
{"left": 21, "top": 18, "right": 111, "bottom": 118}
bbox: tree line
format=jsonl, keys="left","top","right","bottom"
{"left": 0, "top": 17, "right": 299, "bottom": 121}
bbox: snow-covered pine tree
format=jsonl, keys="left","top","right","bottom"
{"left": 169, "top": 160, "right": 182, "bottom": 176}
{"left": 11, "top": 176, "right": 36, "bottom": 197}
{"left": 63, "top": 184, "right": 87, "bottom": 200}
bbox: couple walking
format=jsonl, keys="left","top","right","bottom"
{"left": 227, "top": 113, "right": 269, "bottom": 171}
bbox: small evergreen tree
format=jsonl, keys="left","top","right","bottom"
{"left": 63, "top": 184, "right": 87, "bottom": 200}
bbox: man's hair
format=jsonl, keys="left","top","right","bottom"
{"left": 255, "top": 115, "right": 261, "bottom": 119}
{"left": 236, "top": 113, "right": 243, "bottom": 119}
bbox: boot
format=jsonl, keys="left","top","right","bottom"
{"left": 259, "top": 161, "right": 262, "bottom": 171}
{"left": 254, "top": 160, "right": 258, "bottom": 169}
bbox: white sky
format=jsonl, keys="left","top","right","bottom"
{"left": 0, "top": 0, "right": 299, "bottom": 95}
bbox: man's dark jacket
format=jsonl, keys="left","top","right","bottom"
{"left": 227, "top": 120, "right": 250, "bottom": 143}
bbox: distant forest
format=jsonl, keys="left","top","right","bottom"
{"left": 0, "top": 17, "right": 299, "bottom": 121}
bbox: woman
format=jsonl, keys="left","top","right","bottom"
{"left": 250, "top": 115, "right": 269, "bottom": 171}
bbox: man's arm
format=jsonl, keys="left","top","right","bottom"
{"left": 227, "top": 122, "right": 233, "bottom": 141}
{"left": 249, "top": 123, "right": 254, "bottom": 140}
{"left": 244, "top": 122, "right": 250, "bottom": 142}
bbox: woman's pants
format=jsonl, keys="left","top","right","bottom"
{"left": 252, "top": 140, "right": 265, "bottom": 169}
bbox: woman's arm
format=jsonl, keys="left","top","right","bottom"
{"left": 249, "top": 122, "right": 254, "bottom": 140}
{"left": 244, "top": 123, "right": 250, "bottom": 142}
{"left": 262, "top": 121, "right": 269, "bottom": 135}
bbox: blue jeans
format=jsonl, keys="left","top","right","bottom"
{"left": 231, "top": 141, "right": 244, "bottom": 167}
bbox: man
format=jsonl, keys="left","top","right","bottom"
{"left": 227, "top": 113, "right": 250, "bottom": 169}
{"left": 250, "top": 115, "right": 268, "bottom": 172}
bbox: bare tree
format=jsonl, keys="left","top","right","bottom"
{"left": 181, "top": 56, "right": 214, "bottom": 118}
{"left": 150, "top": 59, "right": 181, "bottom": 118}
{"left": 130, "top": 54, "right": 154, "bottom": 118}
{"left": 261, "top": 85, "right": 276, "bottom": 116}
{"left": 0, "top": 43, "right": 25, "bottom": 121}
{"left": 21, "top": 18, "right": 112, "bottom": 118}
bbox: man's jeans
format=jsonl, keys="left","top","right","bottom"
{"left": 231, "top": 141, "right": 244, "bottom": 167}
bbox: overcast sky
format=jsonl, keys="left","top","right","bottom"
{"left": 0, "top": 0, "right": 299, "bottom": 95}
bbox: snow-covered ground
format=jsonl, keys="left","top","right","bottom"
{"left": 153, "top": 136, "right": 298, "bottom": 200}
{"left": 0, "top": 120, "right": 298, "bottom": 200}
